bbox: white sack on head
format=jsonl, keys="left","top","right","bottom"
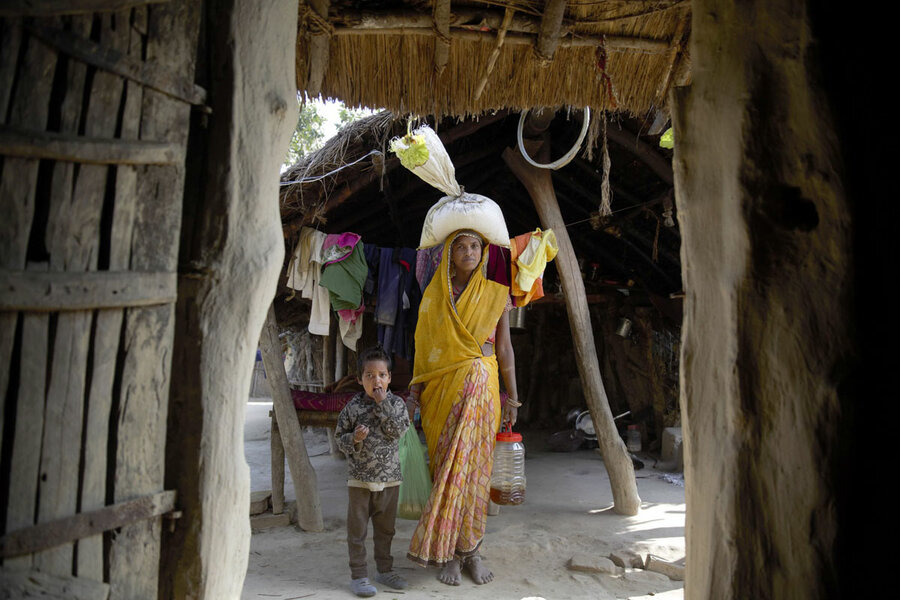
{"left": 390, "top": 124, "right": 510, "bottom": 249}
{"left": 420, "top": 192, "right": 510, "bottom": 249}
{"left": 389, "top": 125, "right": 461, "bottom": 197}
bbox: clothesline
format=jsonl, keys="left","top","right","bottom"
{"left": 563, "top": 198, "right": 664, "bottom": 228}
{"left": 280, "top": 150, "right": 384, "bottom": 186}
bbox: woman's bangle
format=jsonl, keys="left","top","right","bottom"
{"left": 506, "top": 398, "right": 522, "bottom": 408}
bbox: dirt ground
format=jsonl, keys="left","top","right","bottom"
{"left": 242, "top": 401, "right": 685, "bottom": 600}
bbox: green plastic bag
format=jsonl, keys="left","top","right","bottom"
{"left": 397, "top": 427, "right": 432, "bottom": 520}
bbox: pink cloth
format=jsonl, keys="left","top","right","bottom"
{"left": 338, "top": 304, "right": 365, "bottom": 323}
{"left": 322, "top": 232, "right": 362, "bottom": 265}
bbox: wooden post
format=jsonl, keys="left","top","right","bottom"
{"left": 535, "top": 0, "right": 567, "bottom": 62}
{"left": 503, "top": 142, "right": 641, "bottom": 516}
{"left": 270, "top": 411, "right": 285, "bottom": 515}
{"left": 432, "top": 0, "right": 451, "bottom": 76}
{"left": 258, "top": 305, "right": 324, "bottom": 531}
{"left": 306, "top": 0, "right": 330, "bottom": 96}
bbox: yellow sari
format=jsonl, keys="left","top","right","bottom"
{"left": 407, "top": 232, "right": 509, "bottom": 566}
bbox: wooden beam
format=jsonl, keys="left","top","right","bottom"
{"left": 258, "top": 305, "right": 324, "bottom": 532}
{"left": 503, "top": 141, "right": 641, "bottom": 516}
{"left": 27, "top": 24, "right": 207, "bottom": 107}
{"left": 331, "top": 25, "right": 670, "bottom": 53}
{"left": 0, "top": 568, "right": 110, "bottom": 600}
{"left": 0, "top": 0, "right": 169, "bottom": 17}
{"left": 270, "top": 413, "right": 286, "bottom": 515}
{"left": 0, "top": 491, "right": 176, "bottom": 559}
{"left": 0, "top": 127, "right": 181, "bottom": 165}
{"left": 536, "top": 0, "right": 567, "bottom": 62}
{"left": 433, "top": 0, "right": 451, "bottom": 76}
{"left": 0, "top": 270, "right": 177, "bottom": 311}
{"left": 306, "top": 0, "right": 331, "bottom": 97}
{"left": 655, "top": 11, "right": 690, "bottom": 106}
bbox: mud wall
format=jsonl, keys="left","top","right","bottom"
{"left": 672, "top": 1, "right": 854, "bottom": 597}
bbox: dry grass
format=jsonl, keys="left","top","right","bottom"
{"left": 296, "top": 0, "right": 691, "bottom": 118}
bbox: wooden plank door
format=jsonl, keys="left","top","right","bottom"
{"left": 0, "top": 1, "right": 202, "bottom": 597}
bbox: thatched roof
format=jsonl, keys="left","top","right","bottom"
{"left": 280, "top": 108, "right": 682, "bottom": 299}
{"left": 297, "top": 1, "right": 691, "bottom": 118}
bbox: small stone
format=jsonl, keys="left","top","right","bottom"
{"left": 568, "top": 554, "right": 617, "bottom": 574}
{"left": 622, "top": 570, "right": 670, "bottom": 584}
{"left": 609, "top": 549, "right": 644, "bottom": 569}
{"left": 645, "top": 554, "right": 685, "bottom": 581}
{"left": 250, "top": 511, "right": 290, "bottom": 531}
{"left": 249, "top": 490, "right": 271, "bottom": 515}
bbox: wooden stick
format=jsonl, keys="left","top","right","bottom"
{"left": 0, "top": 0, "right": 170, "bottom": 17}
{"left": 33, "top": 13, "right": 97, "bottom": 575}
{"left": 79, "top": 11, "right": 144, "bottom": 579}
{"left": 0, "top": 126, "right": 181, "bottom": 165}
{"left": 432, "top": 0, "right": 451, "bottom": 76}
{"left": 0, "top": 491, "right": 176, "bottom": 559}
{"left": 536, "top": 0, "right": 567, "bottom": 62}
{"left": 0, "top": 270, "right": 177, "bottom": 311}
{"left": 503, "top": 141, "right": 641, "bottom": 516}
{"left": 474, "top": 7, "right": 515, "bottom": 101}
{"left": 655, "top": 11, "right": 690, "bottom": 106}
{"left": 331, "top": 26, "right": 670, "bottom": 53}
{"left": 259, "top": 306, "right": 324, "bottom": 531}
{"left": 27, "top": 23, "right": 207, "bottom": 106}
{"left": 0, "top": 20, "right": 60, "bottom": 573}
{"left": 306, "top": 0, "right": 331, "bottom": 97}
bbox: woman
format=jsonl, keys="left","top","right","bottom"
{"left": 407, "top": 229, "right": 520, "bottom": 586}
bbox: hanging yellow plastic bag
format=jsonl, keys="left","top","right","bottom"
{"left": 397, "top": 427, "right": 432, "bottom": 520}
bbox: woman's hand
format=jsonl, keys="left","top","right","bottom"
{"left": 502, "top": 404, "right": 518, "bottom": 427}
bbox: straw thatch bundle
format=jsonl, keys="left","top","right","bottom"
{"left": 297, "top": 0, "right": 691, "bottom": 118}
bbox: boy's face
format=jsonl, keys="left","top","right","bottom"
{"left": 357, "top": 359, "right": 391, "bottom": 401}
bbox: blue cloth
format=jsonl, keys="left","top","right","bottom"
{"left": 375, "top": 247, "right": 402, "bottom": 326}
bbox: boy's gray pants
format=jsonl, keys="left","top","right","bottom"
{"left": 347, "top": 485, "right": 400, "bottom": 579}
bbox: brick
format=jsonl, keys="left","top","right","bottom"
{"left": 645, "top": 554, "right": 685, "bottom": 581}
{"left": 250, "top": 511, "right": 291, "bottom": 531}
{"left": 249, "top": 490, "right": 271, "bottom": 516}
{"left": 568, "top": 554, "right": 618, "bottom": 574}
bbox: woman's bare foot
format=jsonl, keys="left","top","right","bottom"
{"left": 438, "top": 556, "right": 462, "bottom": 586}
{"left": 464, "top": 554, "right": 494, "bottom": 584}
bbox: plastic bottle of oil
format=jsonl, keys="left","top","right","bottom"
{"left": 490, "top": 425, "right": 526, "bottom": 505}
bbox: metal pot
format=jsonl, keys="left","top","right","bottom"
{"left": 508, "top": 306, "right": 527, "bottom": 331}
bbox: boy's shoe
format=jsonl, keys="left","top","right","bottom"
{"left": 375, "top": 570, "right": 408, "bottom": 590}
{"left": 351, "top": 577, "right": 377, "bottom": 597}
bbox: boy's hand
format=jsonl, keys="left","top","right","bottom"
{"left": 353, "top": 424, "right": 369, "bottom": 443}
{"left": 371, "top": 387, "right": 388, "bottom": 405}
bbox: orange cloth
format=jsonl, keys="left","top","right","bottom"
{"left": 509, "top": 231, "right": 546, "bottom": 306}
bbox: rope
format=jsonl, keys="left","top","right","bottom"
{"left": 280, "top": 149, "right": 384, "bottom": 186}
{"left": 303, "top": 5, "right": 335, "bottom": 36}
{"left": 516, "top": 106, "right": 591, "bottom": 170}
{"left": 599, "top": 112, "right": 612, "bottom": 216}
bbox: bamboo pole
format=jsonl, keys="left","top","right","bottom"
{"left": 474, "top": 7, "right": 515, "bottom": 101}
{"left": 258, "top": 305, "right": 324, "bottom": 531}
{"left": 503, "top": 141, "right": 641, "bottom": 516}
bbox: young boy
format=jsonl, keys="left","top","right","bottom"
{"left": 335, "top": 346, "right": 411, "bottom": 597}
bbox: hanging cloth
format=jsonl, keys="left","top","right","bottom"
{"left": 509, "top": 229, "right": 558, "bottom": 307}
{"left": 286, "top": 227, "right": 330, "bottom": 336}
